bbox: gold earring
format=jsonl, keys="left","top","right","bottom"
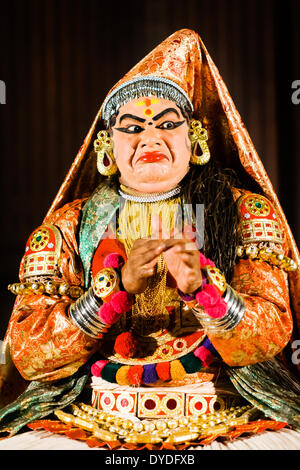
{"left": 189, "top": 119, "right": 211, "bottom": 165}
{"left": 94, "top": 130, "right": 118, "bottom": 176}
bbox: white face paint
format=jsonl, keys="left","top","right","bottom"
{"left": 111, "top": 97, "right": 191, "bottom": 193}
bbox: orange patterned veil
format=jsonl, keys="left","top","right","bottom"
{"left": 46, "top": 29, "right": 300, "bottom": 363}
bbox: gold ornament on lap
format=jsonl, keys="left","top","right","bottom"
{"left": 94, "top": 130, "right": 117, "bottom": 176}
{"left": 189, "top": 119, "right": 211, "bottom": 165}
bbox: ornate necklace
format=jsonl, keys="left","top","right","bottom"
{"left": 118, "top": 185, "right": 181, "bottom": 203}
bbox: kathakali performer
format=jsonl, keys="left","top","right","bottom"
{"left": 1, "top": 29, "right": 300, "bottom": 448}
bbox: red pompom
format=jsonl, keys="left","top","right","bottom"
{"left": 104, "top": 253, "right": 124, "bottom": 269}
{"left": 114, "top": 332, "right": 138, "bottom": 359}
{"left": 156, "top": 362, "right": 171, "bottom": 382}
{"left": 111, "top": 291, "right": 133, "bottom": 314}
{"left": 127, "top": 365, "right": 144, "bottom": 385}
{"left": 205, "top": 298, "right": 227, "bottom": 318}
{"left": 91, "top": 360, "right": 109, "bottom": 377}
{"left": 193, "top": 347, "right": 215, "bottom": 367}
{"left": 196, "top": 284, "right": 220, "bottom": 308}
{"left": 199, "top": 252, "right": 215, "bottom": 268}
{"left": 196, "top": 284, "right": 227, "bottom": 318}
{"left": 98, "top": 302, "right": 122, "bottom": 325}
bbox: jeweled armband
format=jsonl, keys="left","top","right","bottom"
{"left": 8, "top": 279, "right": 84, "bottom": 299}
{"left": 236, "top": 245, "right": 298, "bottom": 272}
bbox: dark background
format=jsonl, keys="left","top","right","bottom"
{"left": 0, "top": 0, "right": 299, "bottom": 338}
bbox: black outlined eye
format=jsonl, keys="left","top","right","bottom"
{"left": 156, "top": 120, "right": 184, "bottom": 130}
{"left": 127, "top": 125, "right": 144, "bottom": 133}
{"left": 115, "top": 124, "right": 145, "bottom": 134}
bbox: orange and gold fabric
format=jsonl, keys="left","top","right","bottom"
{"left": 6, "top": 199, "right": 98, "bottom": 382}
{"left": 6, "top": 191, "right": 294, "bottom": 382}
{"left": 44, "top": 30, "right": 299, "bottom": 373}
{"left": 207, "top": 258, "right": 293, "bottom": 366}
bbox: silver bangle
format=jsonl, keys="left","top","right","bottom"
{"left": 72, "top": 301, "right": 103, "bottom": 333}
{"left": 69, "top": 309, "right": 99, "bottom": 339}
{"left": 192, "top": 284, "right": 245, "bottom": 332}
{"left": 69, "top": 287, "right": 108, "bottom": 338}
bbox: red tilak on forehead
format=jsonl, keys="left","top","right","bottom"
{"left": 136, "top": 98, "right": 160, "bottom": 118}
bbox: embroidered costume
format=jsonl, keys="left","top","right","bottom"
{"left": 1, "top": 29, "right": 300, "bottom": 448}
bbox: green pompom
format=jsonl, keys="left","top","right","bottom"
{"left": 180, "top": 352, "right": 202, "bottom": 374}
{"left": 101, "top": 362, "right": 122, "bottom": 383}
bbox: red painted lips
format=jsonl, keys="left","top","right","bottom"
{"left": 138, "top": 151, "right": 168, "bottom": 163}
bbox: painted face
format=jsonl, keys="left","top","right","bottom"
{"left": 111, "top": 97, "right": 191, "bottom": 193}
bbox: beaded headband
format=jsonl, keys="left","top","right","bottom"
{"left": 102, "top": 75, "right": 194, "bottom": 127}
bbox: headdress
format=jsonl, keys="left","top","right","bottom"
{"left": 102, "top": 76, "right": 193, "bottom": 126}
{"left": 45, "top": 29, "right": 300, "bottom": 368}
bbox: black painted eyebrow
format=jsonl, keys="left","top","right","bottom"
{"left": 119, "top": 113, "right": 146, "bottom": 124}
{"left": 153, "top": 108, "right": 180, "bottom": 121}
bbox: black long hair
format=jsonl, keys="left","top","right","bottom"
{"left": 181, "top": 160, "right": 240, "bottom": 282}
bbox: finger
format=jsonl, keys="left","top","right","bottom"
{"left": 151, "top": 214, "right": 163, "bottom": 240}
{"left": 132, "top": 238, "right": 166, "bottom": 255}
{"left": 151, "top": 214, "right": 177, "bottom": 241}
{"left": 171, "top": 224, "right": 183, "bottom": 240}
{"left": 142, "top": 256, "right": 160, "bottom": 271}
{"left": 139, "top": 265, "right": 156, "bottom": 278}
{"left": 184, "top": 240, "right": 198, "bottom": 251}
{"left": 163, "top": 238, "right": 198, "bottom": 252}
{"left": 183, "top": 224, "right": 197, "bottom": 242}
{"left": 133, "top": 249, "right": 163, "bottom": 267}
{"left": 179, "top": 252, "right": 201, "bottom": 268}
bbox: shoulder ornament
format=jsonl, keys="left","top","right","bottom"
{"left": 20, "top": 223, "right": 62, "bottom": 279}
{"left": 236, "top": 193, "right": 297, "bottom": 271}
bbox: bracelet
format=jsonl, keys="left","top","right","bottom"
{"left": 70, "top": 252, "right": 134, "bottom": 341}
{"left": 236, "top": 245, "right": 298, "bottom": 272}
{"left": 177, "top": 252, "right": 245, "bottom": 333}
{"left": 8, "top": 279, "right": 84, "bottom": 299}
{"left": 69, "top": 287, "right": 107, "bottom": 339}
{"left": 178, "top": 253, "right": 227, "bottom": 317}
{"left": 192, "top": 284, "right": 245, "bottom": 332}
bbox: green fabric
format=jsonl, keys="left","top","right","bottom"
{"left": 0, "top": 367, "right": 89, "bottom": 438}
{"left": 79, "top": 182, "right": 120, "bottom": 288}
{"left": 226, "top": 358, "right": 300, "bottom": 431}
{"left": 179, "top": 352, "right": 203, "bottom": 374}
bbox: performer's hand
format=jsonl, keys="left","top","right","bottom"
{"left": 121, "top": 239, "right": 166, "bottom": 294}
{"left": 152, "top": 216, "right": 202, "bottom": 295}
